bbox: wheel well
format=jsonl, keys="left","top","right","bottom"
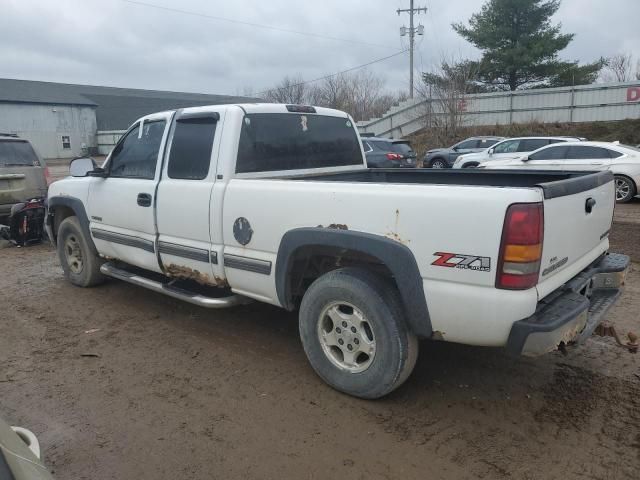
{"left": 286, "top": 245, "right": 396, "bottom": 309}
{"left": 430, "top": 157, "right": 445, "bottom": 165}
{"left": 463, "top": 162, "right": 479, "bottom": 168}
{"left": 614, "top": 174, "right": 637, "bottom": 190}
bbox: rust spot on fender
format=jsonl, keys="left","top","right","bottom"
{"left": 165, "top": 264, "right": 228, "bottom": 287}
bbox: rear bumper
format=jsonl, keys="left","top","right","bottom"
{"left": 506, "top": 252, "right": 630, "bottom": 356}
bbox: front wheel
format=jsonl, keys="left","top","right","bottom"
{"left": 615, "top": 175, "right": 636, "bottom": 203}
{"left": 430, "top": 159, "right": 447, "bottom": 169}
{"left": 299, "top": 268, "right": 418, "bottom": 399}
{"left": 57, "top": 216, "right": 105, "bottom": 287}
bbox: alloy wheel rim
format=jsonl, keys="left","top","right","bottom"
{"left": 64, "top": 235, "right": 84, "bottom": 274}
{"left": 432, "top": 161, "right": 444, "bottom": 168}
{"left": 317, "top": 302, "right": 376, "bottom": 373}
{"left": 615, "top": 178, "right": 630, "bottom": 201}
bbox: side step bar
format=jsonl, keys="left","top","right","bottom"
{"left": 100, "top": 262, "right": 251, "bottom": 309}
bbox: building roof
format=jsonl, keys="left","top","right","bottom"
{"left": 0, "top": 78, "right": 262, "bottom": 130}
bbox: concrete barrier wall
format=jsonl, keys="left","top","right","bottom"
{"left": 357, "top": 81, "right": 640, "bottom": 139}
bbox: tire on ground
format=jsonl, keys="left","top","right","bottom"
{"left": 299, "top": 267, "right": 418, "bottom": 399}
{"left": 614, "top": 175, "right": 636, "bottom": 203}
{"left": 56, "top": 216, "right": 105, "bottom": 287}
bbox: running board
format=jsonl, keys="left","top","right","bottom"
{"left": 100, "top": 262, "right": 251, "bottom": 309}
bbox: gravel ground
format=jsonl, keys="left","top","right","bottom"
{"left": 1, "top": 170, "right": 639, "bottom": 480}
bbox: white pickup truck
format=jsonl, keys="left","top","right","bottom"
{"left": 47, "top": 103, "right": 629, "bottom": 399}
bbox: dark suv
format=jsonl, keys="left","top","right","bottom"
{"left": 0, "top": 134, "right": 50, "bottom": 220}
{"left": 361, "top": 137, "right": 417, "bottom": 168}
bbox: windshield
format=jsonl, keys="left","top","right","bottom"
{"left": 0, "top": 140, "right": 38, "bottom": 167}
{"left": 236, "top": 113, "right": 363, "bottom": 173}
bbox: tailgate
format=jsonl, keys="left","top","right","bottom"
{"left": 537, "top": 172, "right": 615, "bottom": 299}
{"left": 0, "top": 173, "right": 27, "bottom": 205}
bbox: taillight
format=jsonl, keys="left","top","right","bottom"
{"left": 496, "top": 203, "right": 544, "bottom": 290}
{"left": 44, "top": 166, "right": 53, "bottom": 186}
{"left": 386, "top": 153, "right": 403, "bottom": 160}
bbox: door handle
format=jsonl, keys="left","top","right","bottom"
{"left": 137, "top": 193, "right": 152, "bottom": 207}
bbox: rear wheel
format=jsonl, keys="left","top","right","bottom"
{"left": 430, "top": 159, "right": 447, "bottom": 169}
{"left": 57, "top": 216, "right": 105, "bottom": 287}
{"left": 299, "top": 268, "right": 418, "bottom": 399}
{"left": 614, "top": 175, "right": 636, "bottom": 203}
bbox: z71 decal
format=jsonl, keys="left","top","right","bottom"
{"left": 432, "top": 252, "right": 491, "bottom": 272}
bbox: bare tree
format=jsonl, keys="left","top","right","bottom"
{"left": 601, "top": 53, "right": 635, "bottom": 82}
{"left": 263, "top": 69, "right": 407, "bottom": 121}
{"left": 262, "top": 74, "right": 309, "bottom": 104}
{"left": 415, "top": 57, "right": 483, "bottom": 143}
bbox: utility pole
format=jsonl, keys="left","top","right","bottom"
{"left": 398, "top": 1, "right": 426, "bottom": 98}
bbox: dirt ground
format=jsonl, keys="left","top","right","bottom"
{"left": 1, "top": 201, "right": 639, "bottom": 479}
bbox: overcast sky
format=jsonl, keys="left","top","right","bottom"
{"left": 1, "top": 0, "right": 638, "bottom": 96}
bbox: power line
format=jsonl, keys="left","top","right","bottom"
{"left": 254, "top": 50, "right": 408, "bottom": 96}
{"left": 120, "top": 0, "right": 396, "bottom": 50}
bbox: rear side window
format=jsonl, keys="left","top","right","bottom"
{"left": 168, "top": 117, "right": 217, "bottom": 180}
{"left": 566, "top": 146, "right": 612, "bottom": 159}
{"left": 362, "top": 141, "right": 373, "bottom": 153}
{"left": 494, "top": 140, "right": 520, "bottom": 153}
{"left": 518, "top": 139, "right": 552, "bottom": 152}
{"left": 456, "top": 139, "right": 479, "bottom": 149}
{"left": 236, "top": 113, "right": 362, "bottom": 173}
{"left": 481, "top": 139, "right": 501, "bottom": 148}
{"left": 529, "top": 145, "right": 568, "bottom": 160}
{"left": 109, "top": 120, "right": 166, "bottom": 179}
{"left": 0, "top": 141, "right": 38, "bottom": 166}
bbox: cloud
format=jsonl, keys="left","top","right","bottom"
{"left": 0, "top": 0, "right": 638, "bottom": 96}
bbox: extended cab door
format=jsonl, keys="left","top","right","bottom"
{"left": 155, "top": 108, "right": 224, "bottom": 286}
{"left": 87, "top": 113, "right": 171, "bottom": 272}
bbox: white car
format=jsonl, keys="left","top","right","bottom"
{"left": 46, "top": 104, "right": 629, "bottom": 399}
{"left": 453, "top": 136, "right": 584, "bottom": 169}
{"left": 480, "top": 141, "right": 640, "bottom": 203}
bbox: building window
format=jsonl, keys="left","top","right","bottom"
{"left": 62, "top": 136, "right": 71, "bottom": 149}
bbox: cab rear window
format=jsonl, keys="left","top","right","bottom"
{"left": 0, "top": 141, "right": 38, "bottom": 167}
{"left": 236, "top": 113, "right": 362, "bottom": 173}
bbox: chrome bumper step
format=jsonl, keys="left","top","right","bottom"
{"left": 100, "top": 262, "right": 251, "bottom": 309}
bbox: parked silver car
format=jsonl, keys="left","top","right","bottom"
{"left": 481, "top": 141, "right": 640, "bottom": 202}
{"left": 0, "top": 134, "right": 50, "bottom": 220}
{"left": 453, "top": 136, "right": 585, "bottom": 168}
{"left": 422, "top": 136, "right": 504, "bottom": 168}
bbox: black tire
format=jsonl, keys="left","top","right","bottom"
{"left": 57, "top": 216, "right": 105, "bottom": 287}
{"left": 430, "top": 158, "right": 447, "bottom": 169}
{"left": 299, "top": 267, "right": 418, "bottom": 399}
{"left": 463, "top": 162, "right": 479, "bottom": 168}
{"left": 614, "top": 175, "right": 636, "bottom": 203}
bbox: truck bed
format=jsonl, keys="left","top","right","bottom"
{"left": 287, "top": 169, "right": 612, "bottom": 199}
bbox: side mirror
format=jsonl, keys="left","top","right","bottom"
{"left": 488, "top": 148, "right": 494, "bottom": 155}
{"left": 69, "top": 157, "right": 97, "bottom": 177}
{"left": 521, "top": 155, "right": 531, "bottom": 162}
